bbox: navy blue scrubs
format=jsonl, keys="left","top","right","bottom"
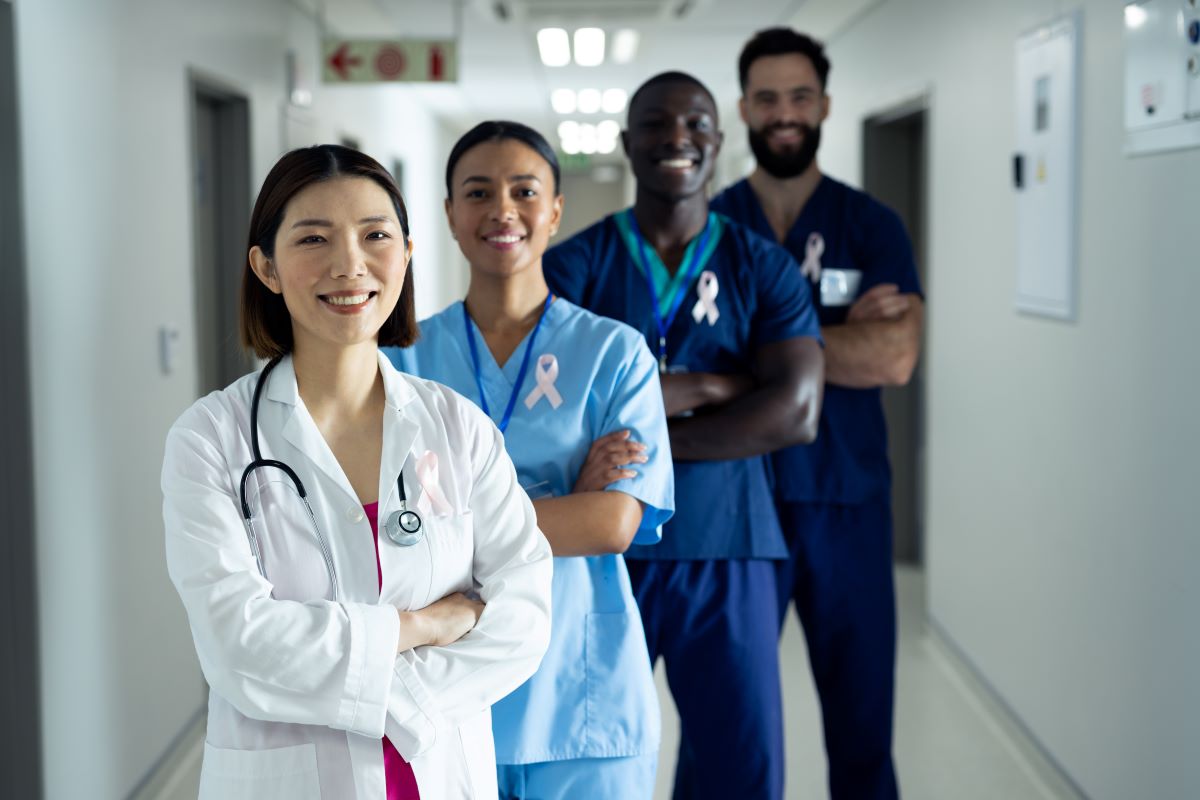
{"left": 712, "top": 176, "right": 922, "bottom": 800}
{"left": 544, "top": 210, "right": 821, "bottom": 800}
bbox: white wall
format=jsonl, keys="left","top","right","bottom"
{"left": 800, "top": 1, "right": 1199, "bottom": 796}
{"left": 14, "top": 1, "right": 461, "bottom": 796}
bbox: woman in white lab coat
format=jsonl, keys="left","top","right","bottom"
{"left": 161, "top": 144, "right": 553, "bottom": 800}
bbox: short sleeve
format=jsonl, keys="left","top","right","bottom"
{"left": 748, "top": 236, "right": 823, "bottom": 347}
{"left": 594, "top": 331, "right": 674, "bottom": 544}
{"left": 856, "top": 202, "right": 923, "bottom": 297}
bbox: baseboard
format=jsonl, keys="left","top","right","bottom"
{"left": 925, "top": 617, "right": 1090, "bottom": 800}
{"left": 126, "top": 707, "right": 205, "bottom": 800}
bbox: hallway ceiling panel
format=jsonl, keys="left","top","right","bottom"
{"left": 318, "top": 0, "right": 810, "bottom": 146}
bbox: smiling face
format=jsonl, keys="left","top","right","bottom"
{"left": 739, "top": 52, "right": 830, "bottom": 178}
{"left": 623, "top": 80, "right": 723, "bottom": 202}
{"left": 445, "top": 138, "right": 563, "bottom": 280}
{"left": 249, "top": 176, "right": 412, "bottom": 354}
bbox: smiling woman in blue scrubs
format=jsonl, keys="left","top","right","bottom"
{"left": 386, "top": 121, "right": 674, "bottom": 799}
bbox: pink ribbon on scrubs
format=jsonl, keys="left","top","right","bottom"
{"left": 801, "top": 232, "right": 824, "bottom": 282}
{"left": 524, "top": 354, "right": 564, "bottom": 410}
{"left": 691, "top": 270, "right": 720, "bottom": 326}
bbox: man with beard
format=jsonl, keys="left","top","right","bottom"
{"left": 710, "top": 28, "right": 923, "bottom": 800}
{"left": 543, "top": 71, "right": 825, "bottom": 800}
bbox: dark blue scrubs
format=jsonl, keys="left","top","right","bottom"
{"left": 712, "top": 176, "right": 922, "bottom": 800}
{"left": 544, "top": 211, "right": 820, "bottom": 800}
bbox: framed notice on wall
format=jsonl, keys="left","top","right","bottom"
{"left": 1013, "top": 13, "right": 1080, "bottom": 321}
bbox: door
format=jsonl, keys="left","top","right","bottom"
{"left": 191, "top": 78, "right": 253, "bottom": 395}
{"left": 0, "top": 0, "right": 43, "bottom": 796}
{"left": 862, "top": 104, "right": 928, "bottom": 565}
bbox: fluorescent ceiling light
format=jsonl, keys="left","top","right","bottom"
{"left": 577, "top": 88, "right": 602, "bottom": 114}
{"left": 601, "top": 88, "right": 627, "bottom": 114}
{"left": 597, "top": 137, "right": 617, "bottom": 155}
{"left": 612, "top": 29, "right": 639, "bottom": 64}
{"left": 557, "top": 120, "right": 580, "bottom": 140}
{"left": 597, "top": 119, "right": 621, "bottom": 140}
{"left": 574, "top": 28, "right": 605, "bottom": 67}
{"left": 1123, "top": 4, "right": 1147, "bottom": 29}
{"left": 551, "top": 89, "right": 577, "bottom": 114}
{"left": 561, "top": 138, "right": 582, "bottom": 155}
{"left": 579, "top": 139, "right": 598, "bottom": 155}
{"left": 578, "top": 88, "right": 604, "bottom": 113}
{"left": 538, "top": 28, "right": 571, "bottom": 67}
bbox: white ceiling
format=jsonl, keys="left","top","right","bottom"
{"left": 307, "top": 0, "right": 882, "bottom": 143}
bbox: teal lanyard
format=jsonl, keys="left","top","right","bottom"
{"left": 462, "top": 294, "right": 552, "bottom": 433}
{"left": 628, "top": 212, "right": 711, "bottom": 372}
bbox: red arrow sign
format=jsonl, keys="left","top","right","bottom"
{"left": 328, "top": 44, "right": 362, "bottom": 80}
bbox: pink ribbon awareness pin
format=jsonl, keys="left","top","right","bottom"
{"left": 691, "top": 270, "right": 720, "bottom": 326}
{"left": 524, "top": 354, "right": 563, "bottom": 410}
{"left": 801, "top": 232, "right": 824, "bottom": 282}
{"left": 415, "top": 450, "right": 453, "bottom": 517}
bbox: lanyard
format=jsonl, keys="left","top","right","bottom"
{"left": 462, "top": 293, "right": 552, "bottom": 434}
{"left": 627, "top": 211, "right": 711, "bottom": 372}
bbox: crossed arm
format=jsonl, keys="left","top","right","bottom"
{"left": 662, "top": 335, "right": 825, "bottom": 462}
{"left": 823, "top": 284, "right": 923, "bottom": 389}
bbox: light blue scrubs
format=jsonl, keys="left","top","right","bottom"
{"left": 386, "top": 297, "right": 674, "bottom": 798}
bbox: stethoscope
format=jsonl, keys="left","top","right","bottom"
{"left": 238, "top": 357, "right": 425, "bottom": 595}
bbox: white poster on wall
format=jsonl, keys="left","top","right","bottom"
{"left": 1014, "top": 13, "right": 1080, "bottom": 321}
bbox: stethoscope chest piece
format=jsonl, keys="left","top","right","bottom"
{"left": 384, "top": 503, "right": 424, "bottom": 547}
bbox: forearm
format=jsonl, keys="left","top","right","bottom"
{"left": 667, "top": 337, "right": 824, "bottom": 461}
{"left": 667, "top": 378, "right": 822, "bottom": 460}
{"left": 532, "top": 492, "right": 644, "bottom": 555}
{"left": 660, "top": 372, "right": 755, "bottom": 417}
{"left": 823, "top": 307, "right": 922, "bottom": 389}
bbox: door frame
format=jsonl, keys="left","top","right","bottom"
{"left": 0, "top": 0, "right": 44, "bottom": 796}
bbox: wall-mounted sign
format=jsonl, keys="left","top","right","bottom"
{"left": 322, "top": 40, "right": 458, "bottom": 84}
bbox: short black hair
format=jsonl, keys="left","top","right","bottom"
{"left": 445, "top": 120, "right": 560, "bottom": 197}
{"left": 627, "top": 71, "right": 718, "bottom": 124}
{"left": 738, "top": 27, "right": 830, "bottom": 91}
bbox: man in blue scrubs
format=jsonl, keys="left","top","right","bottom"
{"left": 544, "top": 72, "right": 825, "bottom": 800}
{"left": 711, "top": 28, "right": 924, "bottom": 800}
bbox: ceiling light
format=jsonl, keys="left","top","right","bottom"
{"left": 558, "top": 121, "right": 580, "bottom": 140}
{"left": 597, "top": 119, "right": 620, "bottom": 140}
{"left": 601, "top": 89, "right": 627, "bottom": 114}
{"left": 579, "top": 139, "right": 598, "bottom": 155}
{"left": 577, "top": 88, "right": 602, "bottom": 114}
{"left": 1123, "top": 4, "right": 1147, "bottom": 29}
{"left": 551, "top": 89, "right": 577, "bottom": 114}
{"left": 574, "top": 28, "right": 605, "bottom": 67}
{"left": 597, "top": 138, "right": 617, "bottom": 155}
{"left": 611, "top": 29, "right": 639, "bottom": 64}
{"left": 537, "top": 28, "right": 571, "bottom": 67}
{"left": 561, "top": 138, "right": 582, "bottom": 155}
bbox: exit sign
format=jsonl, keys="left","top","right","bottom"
{"left": 322, "top": 39, "right": 458, "bottom": 84}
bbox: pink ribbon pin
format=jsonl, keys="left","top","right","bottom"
{"left": 415, "top": 450, "right": 453, "bottom": 517}
{"left": 691, "top": 270, "right": 720, "bottom": 326}
{"left": 801, "top": 232, "right": 824, "bottom": 282}
{"left": 524, "top": 354, "right": 563, "bottom": 410}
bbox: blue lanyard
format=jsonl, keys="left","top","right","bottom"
{"left": 462, "top": 293, "right": 553, "bottom": 433}
{"left": 627, "top": 211, "right": 711, "bottom": 372}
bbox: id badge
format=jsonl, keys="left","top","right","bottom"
{"left": 820, "top": 269, "right": 863, "bottom": 307}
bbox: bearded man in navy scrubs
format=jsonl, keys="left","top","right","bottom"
{"left": 710, "top": 28, "right": 924, "bottom": 800}
{"left": 544, "top": 71, "right": 825, "bottom": 800}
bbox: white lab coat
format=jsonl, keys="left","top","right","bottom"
{"left": 162, "top": 353, "right": 553, "bottom": 799}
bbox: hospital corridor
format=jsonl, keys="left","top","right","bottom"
{"left": 1, "top": 1, "right": 1197, "bottom": 799}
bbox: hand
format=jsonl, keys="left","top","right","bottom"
{"left": 405, "top": 592, "right": 485, "bottom": 649}
{"left": 573, "top": 430, "right": 648, "bottom": 492}
{"left": 846, "top": 284, "right": 911, "bottom": 323}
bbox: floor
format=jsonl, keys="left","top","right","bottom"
{"left": 652, "top": 566, "right": 1078, "bottom": 800}
{"left": 161, "top": 567, "right": 1078, "bottom": 800}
